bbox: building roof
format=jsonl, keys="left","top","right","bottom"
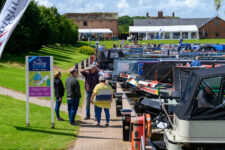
{"left": 64, "top": 12, "right": 118, "bottom": 20}
{"left": 129, "top": 25, "right": 198, "bottom": 33}
{"left": 134, "top": 18, "right": 213, "bottom": 28}
{"left": 78, "top": 29, "right": 112, "bottom": 34}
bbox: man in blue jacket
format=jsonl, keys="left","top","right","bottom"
{"left": 190, "top": 56, "right": 201, "bottom": 67}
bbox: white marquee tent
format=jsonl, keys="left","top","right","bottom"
{"left": 78, "top": 29, "right": 112, "bottom": 34}
{"left": 129, "top": 25, "right": 199, "bottom": 40}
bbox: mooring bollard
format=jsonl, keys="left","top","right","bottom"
{"left": 115, "top": 93, "right": 123, "bottom": 117}
{"left": 75, "top": 63, "right": 79, "bottom": 74}
{"left": 86, "top": 58, "right": 89, "bottom": 67}
{"left": 109, "top": 80, "right": 117, "bottom": 98}
{"left": 120, "top": 109, "right": 132, "bottom": 141}
{"left": 81, "top": 60, "right": 84, "bottom": 69}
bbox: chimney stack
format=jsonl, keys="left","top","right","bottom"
{"left": 158, "top": 11, "right": 163, "bottom": 18}
{"left": 172, "top": 12, "right": 175, "bottom": 18}
{"left": 146, "top": 12, "right": 149, "bottom": 18}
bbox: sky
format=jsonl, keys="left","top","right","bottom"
{"left": 35, "top": 0, "right": 225, "bottom": 19}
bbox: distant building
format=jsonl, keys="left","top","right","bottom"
{"left": 64, "top": 12, "right": 118, "bottom": 40}
{"left": 130, "top": 11, "right": 225, "bottom": 40}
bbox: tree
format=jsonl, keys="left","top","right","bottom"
{"left": 0, "top": 0, "right": 6, "bottom": 9}
{"left": 214, "top": 0, "right": 224, "bottom": 10}
{"left": 118, "top": 15, "right": 146, "bottom": 34}
{"left": 2, "top": 0, "right": 79, "bottom": 55}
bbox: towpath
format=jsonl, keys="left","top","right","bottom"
{"left": 70, "top": 95, "right": 131, "bottom": 150}
{"left": 0, "top": 86, "right": 81, "bottom": 115}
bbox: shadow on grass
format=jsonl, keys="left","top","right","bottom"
{"left": 30, "top": 126, "right": 78, "bottom": 131}
{"left": 0, "top": 42, "right": 90, "bottom": 65}
{"left": 41, "top": 47, "right": 79, "bottom": 56}
{"left": 14, "top": 126, "right": 77, "bottom": 137}
{"left": 32, "top": 51, "right": 72, "bottom": 62}
{"left": 74, "top": 42, "right": 89, "bottom": 48}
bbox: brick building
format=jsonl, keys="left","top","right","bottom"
{"left": 198, "top": 17, "right": 225, "bottom": 39}
{"left": 64, "top": 12, "right": 118, "bottom": 40}
{"left": 132, "top": 11, "right": 225, "bottom": 39}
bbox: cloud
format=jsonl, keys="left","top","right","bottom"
{"left": 35, "top": 0, "right": 53, "bottom": 7}
{"left": 117, "top": 0, "right": 129, "bottom": 9}
{"left": 40, "top": 0, "right": 225, "bottom": 20}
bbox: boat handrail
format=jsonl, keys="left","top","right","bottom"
{"left": 162, "top": 103, "right": 178, "bottom": 129}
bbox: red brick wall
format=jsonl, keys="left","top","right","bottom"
{"left": 199, "top": 17, "right": 225, "bottom": 39}
{"left": 75, "top": 20, "right": 118, "bottom": 38}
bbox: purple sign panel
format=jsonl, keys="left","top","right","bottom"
{"left": 28, "top": 56, "right": 51, "bottom": 97}
{"left": 29, "top": 87, "right": 51, "bottom": 97}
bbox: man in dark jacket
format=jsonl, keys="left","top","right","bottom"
{"left": 80, "top": 65, "right": 99, "bottom": 120}
{"left": 65, "top": 67, "right": 81, "bottom": 125}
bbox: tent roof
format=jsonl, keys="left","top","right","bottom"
{"left": 134, "top": 18, "right": 213, "bottom": 28}
{"left": 78, "top": 29, "right": 112, "bottom": 34}
{"left": 129, "top": 25, "right": 198, "bottom": 33}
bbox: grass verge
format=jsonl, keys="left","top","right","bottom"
{"left": 0, "top": 63, "right": 84, "bottom": 107}
{"left": 0, "top": 94, "right": 79, "bottom": 150}
{"left": 88, "top": 39, "right": 225, "bottom": 48}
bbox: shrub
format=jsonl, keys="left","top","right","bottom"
{"left": 79, "top": 46, "right": 95, "bottom": 55}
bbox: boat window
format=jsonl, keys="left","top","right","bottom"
{"left": 103, "top": 51, "right": 108, "bottom": 59}
{"left": 196, "top": 77, "right": 222, "bottom": 108}
{"left": 181, "top": 75, "right": 196, "bottom": 104}
{"left": 110, "top": 52, "right": 119, "bottom": 59}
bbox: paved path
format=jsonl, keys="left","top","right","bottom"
{"left": 0, "top": 86, "right": 82, "bottom": 114}
{"left": 71, "top": 97, "right": 131, "bottom": 150}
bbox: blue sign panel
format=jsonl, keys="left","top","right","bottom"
{"left": 28, "top": 56, "right": 50, "bottom": 71}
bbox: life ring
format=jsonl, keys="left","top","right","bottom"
{"left": 145, "top": 113, "right": 152, "bottom": 138}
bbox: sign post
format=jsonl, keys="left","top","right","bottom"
{"left": 26, "top": 56, "right": 54, "bottom": 128}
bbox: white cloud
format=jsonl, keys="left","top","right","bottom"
{"left": 55, "top": 0, "right": 105, "bottom": 14}
{"left": 35, "top": 0, "right": 54, "bottom": 7}
{"left": 39, "top": 0, "right": 225, "bottom": 20}
{"left": 117, "top": 0, "right": 129, "bottom": 9}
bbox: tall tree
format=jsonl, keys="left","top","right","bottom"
{"left": 214, "top": 0, "right": 224, "bottom": 10}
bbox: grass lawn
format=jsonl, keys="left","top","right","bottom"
{"left": 87, "top": 39, "right": 225, "bottom": 48}
{"left": 0, "top": 41, "right": 90, "bottom": 106}
{"left": 1, "top": 42, "right": 90, "bottom": 70}
{"left": 0, "top": 95, "right": 79, "bottom": 150}
{"left": 0, "top": 63, "right": 85, "bottom": 106}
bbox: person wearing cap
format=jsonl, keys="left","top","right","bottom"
{"left": 65, "top": 67, "right": 81, "bottom": 125}
{"left": 54, "top": 71, "right": 65, "bottom": 121}
{"left": 80, "top": 65, "right": 99, "bottom": 120}
{"left": 190, "top": 56, "right": 201, "bottom": 67}
{"left": 91, "top": 76, "right": 113, "bottom": 127}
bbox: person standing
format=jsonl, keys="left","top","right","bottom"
{"left": 54, "top": 71, "right": 65, "bottom": 121}
{"left": 65, "top": 67, "right": 81, "bottom": 125}
{"left": 190, "top": 56, "right": 201, "bottom": 67}
{"left": 91, "top": 76, "right": 113, "bottom": 126}
{"left": 80, "top": 65, "right": 99, "bottom": 120}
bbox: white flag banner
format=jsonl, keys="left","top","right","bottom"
{"left": 0, "top": 0, "right": 31, "bottom": 57}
